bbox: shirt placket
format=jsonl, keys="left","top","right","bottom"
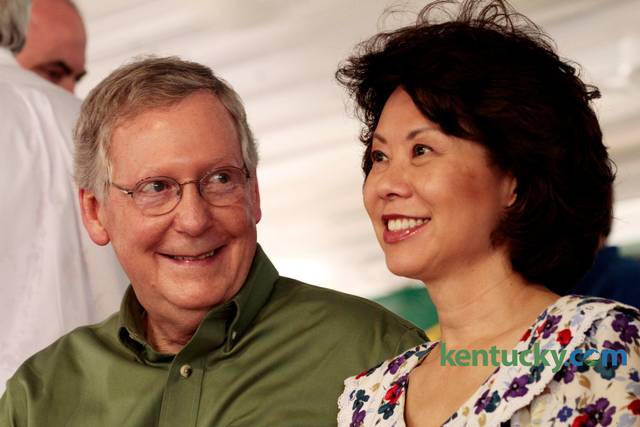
{"left": 157, "top": 355, "right": 205, "bottom": 427}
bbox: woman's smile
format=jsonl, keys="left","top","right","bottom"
{"left": 382, "top": 214, "right": 430, "bottom": 243}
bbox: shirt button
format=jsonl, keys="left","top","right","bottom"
{"left": 231, "top": 330, "right": 237, "bottom": 341}
{"left": 179, "top": 364, "right": 193, "bottom": 378}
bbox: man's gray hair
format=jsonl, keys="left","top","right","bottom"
{"left": 0, "top": 0, "right": 30, "bottom": 53}
{"left": 74, "top": 56, "right": 258, "bottom": 199}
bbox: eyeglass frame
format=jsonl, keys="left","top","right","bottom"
{"left": 110, "top": 165, "right": 252, "bottom": 216}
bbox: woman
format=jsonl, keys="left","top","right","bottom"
{"left": 335, "top": 1, "right": 640, "bottom": 426}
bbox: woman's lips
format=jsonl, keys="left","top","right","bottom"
{"left": 382, "top": 215, "right": 429, "bottom": 244}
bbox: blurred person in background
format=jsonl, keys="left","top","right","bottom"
{"left": 335, "top": 0, "right": 640, "bottom": 425}
{"left": 570, "top": 234, "right": 640, "bottom": 309}
{"left": 0, "top": 56, "right": 425, "bottom": 426}
{"left": 16, "top": 0, "right": 86, "bottom": 93}
{"left": 0, "top": 0, "right": 126, "bottom": 394}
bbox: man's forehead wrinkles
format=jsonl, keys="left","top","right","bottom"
{"left": 114, "top": 154, "right": 244, "bottom": 182}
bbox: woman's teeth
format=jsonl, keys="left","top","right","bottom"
{"left": 387, "top": 218, "right": 427, "bottom": 232}
{"left": 169, "top": 249, "right": 216, "bottom": 261}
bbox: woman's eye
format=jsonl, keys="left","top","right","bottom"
{"left": 371, "top": 150, "right": 387, "bottom": 163}
{"left": 413, "top": 144, "right": 431, "bottom": 156}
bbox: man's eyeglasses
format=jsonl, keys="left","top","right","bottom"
{"left": 111, "top": 166, "right": 251, "bottom": 216}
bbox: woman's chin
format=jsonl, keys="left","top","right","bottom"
{"left": 385, "top": 257, "right": 429, "bottom": 282}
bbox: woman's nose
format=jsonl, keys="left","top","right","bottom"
{"left": 372, "top": 163, "right": 413, "bottom": 201}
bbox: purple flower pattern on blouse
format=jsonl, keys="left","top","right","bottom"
{"left": 554, "top": 362, "right": 577, "bottom": 384}
{"left": 581, "top": 397, "right": 616, "bottom": 426}
{"left": 612, "top": 312, "right": 639, "bottom": 343}
{"left": 503, "top": 375, "right": 529, "bottom": 400}
{"left": 385, "top": 355, "right": 405, "bottom": 375}
{"left": 540, "top": 314, "right": 561, "bottom": 339}
{"left": 350, "top": 409, "right": 365, "bottom": 427}
{"left": 474, "top": 389, "right": 501, "bottom": 414}
{"left": 337, "top": 296, "right": 640, "bottom": 427}
{"left": 557, "top": 405, "right": 573, "bottom": 422}
{"left": 349, "top": 389, "right": 370, "bottom": 427}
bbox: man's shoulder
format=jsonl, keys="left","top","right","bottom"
{"left": 8, "top": 314, "right": 120, "bottom": 387}
{"left": 270, "top": 276, "right": 422, "bottom": 332}
{"left": 262, "top": 276, "right": 427, "bottom": 393}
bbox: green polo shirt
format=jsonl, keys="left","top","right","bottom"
{"left": 1, "top": 246, "right": 425, "bottom": 426}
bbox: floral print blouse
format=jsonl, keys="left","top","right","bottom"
{"left": 338, "top": 296, "right": 640, "bottom": 426}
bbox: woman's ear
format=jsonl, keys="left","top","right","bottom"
{"left": 79, "top": 189, "right": 110, "bottom": 246}
{"left": 503, "top": 173, "right": 518, "bottom": 208}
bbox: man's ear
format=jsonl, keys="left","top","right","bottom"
{"left": 251, "top": 173, "right": 262, "bottom": 224}
{"left": 79, "top": 188, "right": 110, "bottom": 246}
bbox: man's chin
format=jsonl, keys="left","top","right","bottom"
{"left": 159, "top": 284, "right": 232, "bottom": 312}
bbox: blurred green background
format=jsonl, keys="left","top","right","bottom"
{"left": 374, "top": 284, "right": 440, "bottom": 339}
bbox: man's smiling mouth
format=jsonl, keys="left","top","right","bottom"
{"left": 159, "top": 248, "right": 218, "bottom": 261}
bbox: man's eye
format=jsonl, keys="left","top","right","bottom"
{"left": 371, "top": 150, "right": 387, "bottom": 162}
{"left": 413, "top": 144, "right": 431, "bottom": 156}
{"left": 46, "top": 70, "right": 63, "bottom": 82}
{"left": 203, "top": 172, "right": 235, "bottom": 188}
{"left": 210, "top": 173, "right": 231, "bottom": 184}
{"left": 139, "top": 180, "right": 172, "bottom": 194}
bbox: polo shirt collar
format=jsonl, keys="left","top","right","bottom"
{"left": 118, "top": 244, "right": 278, "bottom": 361}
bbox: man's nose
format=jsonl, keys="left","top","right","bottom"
{"left": 172, "top": 183, "right": 213, "bottom": 236}
{"left": 60, "top": 77, "right": 76, "bottom": 93}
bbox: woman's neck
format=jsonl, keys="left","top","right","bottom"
{"left": 424, "top": 250, "right": 558, "bottom": 349}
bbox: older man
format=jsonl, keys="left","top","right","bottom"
{"left": 0, "top": 0, "right": 125, "bottom": 395}
{"left": 16, "top": 0, "right": 85, "bottom": 92}
{"left": 0, "top": 57, "right": 425, "bottom": 426}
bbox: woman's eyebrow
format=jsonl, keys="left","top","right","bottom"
{"left": 372, "top": 133, "right": 387, "bottom": 143}
{"left": 407, "top": 126, "right": 439, "bottom": 140}
{"left": 373, "top": 126, "right": 439, "bottom": 144}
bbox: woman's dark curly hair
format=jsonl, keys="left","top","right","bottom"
{"left": 336, "top": 0, "right": 615, "bottom": 294}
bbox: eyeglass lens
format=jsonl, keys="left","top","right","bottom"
{"left": 131, "top": 167, "right": 248, "bottom": 215}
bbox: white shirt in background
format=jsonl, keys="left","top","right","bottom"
{"left": 0, "top": 48, "right": 128, "bottom": 393}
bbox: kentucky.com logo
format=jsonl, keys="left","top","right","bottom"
{"left": 440, "top": 342, "right": 627, "bottom": 373}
